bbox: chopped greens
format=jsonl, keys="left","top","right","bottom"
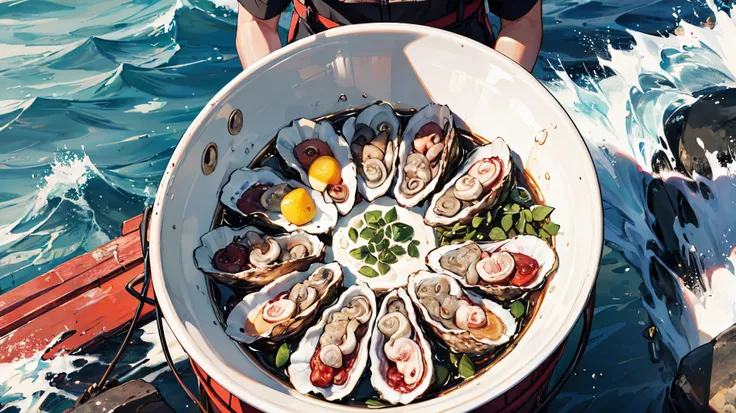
{"left": 348, "top": 208, "right": 422, "bottom": 277}
{"left": 437, "top": 186, "right": 560, "bottom": 247}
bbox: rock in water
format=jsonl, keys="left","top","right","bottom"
{"left": 662, "top": 87, "right": 736, "bottom": 179}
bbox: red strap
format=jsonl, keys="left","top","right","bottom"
{"left": 290, "top": 0, "right": 484, "bottom": 34}
{"left": 292, "top": 0, "right": 341, "bottom": 31}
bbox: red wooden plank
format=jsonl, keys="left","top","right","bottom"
{"left": 121, "top": 214, "right": 144, "bottom": 236}
{"left": 0, "top": 231, "right": 143, "bottom": 337}
{"left": 0, "top": 271, "right": 64, "bottom": 318}
{"left": 0, "top": 263, "right": 152, "bottom": 363}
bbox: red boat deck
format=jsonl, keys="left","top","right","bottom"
{"left": 0, "top": 215, "right": 150, "bottom": 363}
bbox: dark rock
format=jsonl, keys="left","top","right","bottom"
{"left": 65, "top": 379, "right": 175, "bottom": 413}
{"left": 663, "top": 88, "right": 736, "bottom": 179}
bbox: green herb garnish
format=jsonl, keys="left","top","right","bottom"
{"left": 275, "top": 343, "right": 290, "bottom": 368}
{"left": 349, "top": 246, "right": 368, "bottom": 260}
{"left": 348, "top": 228, "right": 358, "bottom": 243}
{"left": 501, "top": 214, "right": 513, "bottom": 232}
{"left": 360, "top": 227, "right": 375, "bottom": 241}
{"left": 472, "top": 216, "right": 483, "bottom": 228}
{"left": 365, "top": 210, "right": 382, "bottom": 224}
{"left": 532, "top": 205, "right": 554, "bottom": 221}
{"left": 378, "top": 250, "right": 398, "bottom": 264}
{"left": 435, "top": 363, "right": 450, "bottom": 386}
{"left": 510, "top": 301, "right": 526, "bottom": 318}
{"left": 359, "top": 266, "right": 380, "bottom": 278}
{"left": 377, "top": 262, "right": 390, "bottom": 275}
{"left": 458, "top": 354, "right": 475, "bottom": 379}
{"left": 489, "top": 227, "right": 507, "bottom": 240}
{"left": 391, "top": 223, "right": 414, "bottom": 242}
{"left": 384, "top": 207, "right": 397, "bottom": 223}
{"left": 389, "top": 245, "right": 406, "bottom": 256}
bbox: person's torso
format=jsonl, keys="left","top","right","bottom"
{"left": 307, "top": 0, "right": 474, "bottom": 26}
{"left": 290, "top": 0, "right": 493, "bottom": 46}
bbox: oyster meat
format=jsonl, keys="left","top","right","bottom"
{"left": 289, "top": 284, "right": 377, "bottom": 401}
{"left": 425, "top": 138, "right": 514, "bottom": 226}
{"left": 407, "top": 271, "right": 516, "bottom": 355}
{"left": 225, "top": 262, "right": 343, "bottom": 344}
{"left": 369, "top": 288, "right": 433, "bottom": 405}
{"left": 342, "top": 102, "right": 402, "bottom": 201}
{"left": 219, "top": 166, "right": 338, "bottom": 235}
{"left": 426, "top": 235, "right": 558, "bottom": 301}
{"left": 394, "top": 103, "right": 460, "bottom": 208}
{"left": 277, "top": 118, "right": 358, "bottom": 215}
{"left": 193, "top": 225, "right": 325, "bottom": 287}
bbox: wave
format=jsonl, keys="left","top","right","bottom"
{"left": 543, "top": 0, "right": 736, "bottom": 363}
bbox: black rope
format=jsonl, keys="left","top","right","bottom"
{"left": 73, "top": 205, "right": 154, "bottom": 408}
{"left": 155, "top": 298, "right": 207, "bottom": 412}
{"left": 533, "top": 283, "right": 597, "bottom": 412}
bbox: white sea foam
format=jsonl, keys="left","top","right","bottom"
{"left": 543, "top": 0, "right": 736, "bottom": 356}
{"left": 0, "top": 150, "right": 111, "bottom": 269}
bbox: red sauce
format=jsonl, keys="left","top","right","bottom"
{"left": 236, "top": 184, "right": 269, "bottom": 214}
{"left": 212, "top": 243, "right": 249, "bottom": 273}
{"left": 509, "top": 252, "right": 539, "bottom": 287}
{"left": 386, "top": 360, "right": 422, "bottom": 393}
{"left": 309, "top": 346, "right": 359, "bottom": 388}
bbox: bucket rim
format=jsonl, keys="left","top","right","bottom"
{"left": 149, "top": 22, "right": 603, "bottom": 413}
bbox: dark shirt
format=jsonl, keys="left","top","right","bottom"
{"left": 238, "top": 0, "right": 538, "bottom": 26}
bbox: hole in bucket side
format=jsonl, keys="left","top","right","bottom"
{"left": 202, "top": 143, "right": 218, "bottom": 176}
{"left": 228, "top": 109, "right": 243, "bottom": 135}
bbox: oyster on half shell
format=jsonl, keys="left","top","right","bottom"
{"left": 426, "top": 235, "right": 558, "bottom": 301}
{"left": 225, "top": 262, "right": 343, "bottom": 344}
{"left": 194, "top": 225, "right": 325, "bottom": 288}
{"left": 288, "top": 284, "right": 377, "bottom": 401}
{"left": 219, "top": 166, "right": 338, "bottom": 235}
{"left": 342, "top": 102, "right": 402, "bottom": 201}
{"left": 408, "top": 271, "right": 516, "bottom": 355}
{"left": 393, "top": 103, "right": 461, "bottom": 208}
{"left": 277, "top": 118, "right": 358, "bottom": 215}
{"left": 425, "top": 138, "right": 514, "bottom": 226}
{"left": 369, "top": 288, "right": 433, "bottom": 405}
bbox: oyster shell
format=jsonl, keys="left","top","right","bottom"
{"left": 193, "top": 225, "right": 325, "bottom": 287}
{"left": 276, "top": 118, "right": 358, "bottom": 215}
{"left": 225, "top": 262, "right": 343, "bottom": 344}
{"left": 407, "top": 271, "right": 516, "bottom": 355}
{"left": 331, "top": 197, "right": 436, "bottom": 291}
{"left": 219, "top": 166, "right": 338, "bottom": 235}
{"left": 342, "top": 102, "right": 402, "bottom": 201}
{"left": 369, "top": 288, "right": 433, "bottom": 405}
{"left": 426, "top": 235, "right": 558, "bottom": 301}
{"left": 424, "top": 138, "right": 514, "bottom": 226}
{"left": 289, "top": 284, "right": 377, "bottom": 401}
{"left": 393, "top": 103, "right": 460, "bottom": 208}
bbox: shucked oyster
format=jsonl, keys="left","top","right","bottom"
{"left": 369, "top": 288, "right": 433, "bottom": 405}
{"left": 193, "top": 225, "right": 325, "bottom": 288}
{"left": 425, "top": 138, "right": 514, "bottom": 226}
{"left": 407, "top": 271, "right": 516, "bottom": 355}
{"left": 393, "top": 103, "right": 461, "bottom": 208}
{"left": 342, "top": 102, "right": 402, "bottom": 201}
{"left": 219, "top": 166, "right": 338, "bottom": 235}
{"left": 426, "top": 236, "right": 558, "bottom": 301}
{"left": 225, "top": 262, "right": 343, "bottom": 344}
{"left": 277, "top": 118, "right": 358, "bottom": 215}
{"left": 289, "top": 284, "right": 377, "bottom": 401}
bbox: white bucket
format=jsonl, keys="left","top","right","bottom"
{"left": 149, "top": 23, "right": 603, "bottom": 413}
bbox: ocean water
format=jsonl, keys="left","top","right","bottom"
{"left": 1, "top": 0, "right": 735, "bottom": 411}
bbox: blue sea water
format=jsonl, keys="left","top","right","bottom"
{"left": 1, "top": 0, "right": 735, "bottom": 412}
